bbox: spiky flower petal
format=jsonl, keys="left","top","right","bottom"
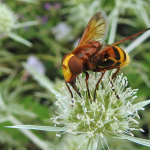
{"left": 52, "top": 71, "right": 147, "bottom": 147}
{"left": 7, "top": 64, "right": 150, "bottom": 149}
{"left": 0, "top": 2, "right": 17, "bottom": 36}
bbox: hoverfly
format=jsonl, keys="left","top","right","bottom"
{"left": 62, "top": 11, "right": 150, "bottom": 100}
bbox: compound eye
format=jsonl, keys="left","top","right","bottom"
{"left": 68, "top": 56, "right": 83, "bottom": 75}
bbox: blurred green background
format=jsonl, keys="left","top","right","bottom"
{"left": 0, "top": 0, "right": 150, "bottom": 149}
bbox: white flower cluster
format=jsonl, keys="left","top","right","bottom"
{"left": 8, "top": 64, "right": 150, "bottom": 149}
{"left": 0, "top": 2, "right": 17, "bottom": 35}
{"left": 52, "top": 71, "right": 144, "bottom": 141}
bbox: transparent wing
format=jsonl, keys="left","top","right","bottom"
{"left": 78, "top": 11, "right": 109, "bottom": 45}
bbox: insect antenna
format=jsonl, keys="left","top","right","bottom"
{"left": 103, "top": 27, "right": 150, "bottom": 52}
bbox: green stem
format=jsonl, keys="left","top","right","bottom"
{"left": 0, "top": 54, "right": 57, "bottom": 63}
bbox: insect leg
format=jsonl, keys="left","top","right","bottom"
{"left": 112, "top": 67, "right": 120, "bottom": 79}
{"left": 77, "top": 76, "right": 80, "bottom": 83}
{"left": 110, "top": 67, "right": 120, "bottom": 99}
{"left": 65, "top": 81, "right": 73, "bottom": 98}
{"left": 69, "top": 78, "right": 81, "bottom": 98}
{"left": 84, "top": 71, "right": 91, "bottom": 99}
{"left": 109, "top": 78, "right": 120, "bottom": 99}
{"left": 93, "top": 70, "right": 106, "bottom": 101}
{"left": 93, "top": 66, "right": 120, "bottom": 100}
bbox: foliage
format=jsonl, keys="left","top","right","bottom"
{"left": 0, "top": 0, "right": 150, "bottom": 149}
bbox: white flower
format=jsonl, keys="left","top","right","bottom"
{"left": 8, "top": 64, "right": 150, "bottom": 149}
{"left": 51, "top": 22, "right": 73, "bottom": 41}
{"left": 22, "top": 55, "right": 46, "bottom": 80}
{"left": 51, "top": 71, "right": 150, "bottom": 149}
{"left": 0, "top": 2, "right": 38, "bottom": 47}
{"left": 27, "top": 55, "right": 46, "bottom": 75}
{"left": 0, "top": 2, "right": 17, "bottom": 36}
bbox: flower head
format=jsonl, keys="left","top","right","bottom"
{"left": 22, "top": 55, "right": 46, "bottom": 81}
{"left": 51, "top": 22, "right": 72, "bottom": 42}
{"left": 44, "top": 2, "right": 61, "bottom": 10}
{"left": 7, "top": 64, "right": 150, "bottom": 149}
{"left": 44, "top": 2, "right": 51, "bottom": 10}
{"left": 0, "top": 2, "right": 17, "bottom": 36}
{"left": 52, "top": 71, "right": 147, "bottom": 148}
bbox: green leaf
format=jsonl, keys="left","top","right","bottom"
{"left": 22, "top": 63, "right": 59, "bottom": 96}
{"left": 6, "top": 125, "right": 68, "bottom": 131}
{"left": 118, "top": 134, "right": 150, "bottom": 147}
{"left": 17, "top": 0, "right": 39, "bottom": 4}
{"left": 14, "top": 21, "right": 39, "bottom": 29}
{"left": 132, "top": 100, "right": 150, "bottom": 110}
{"left": 8, "top": 33, "right": 32, "bottom": 47}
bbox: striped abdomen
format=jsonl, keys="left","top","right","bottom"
{"left": 99, "top": 46, "right": 130, "bottom": 68}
